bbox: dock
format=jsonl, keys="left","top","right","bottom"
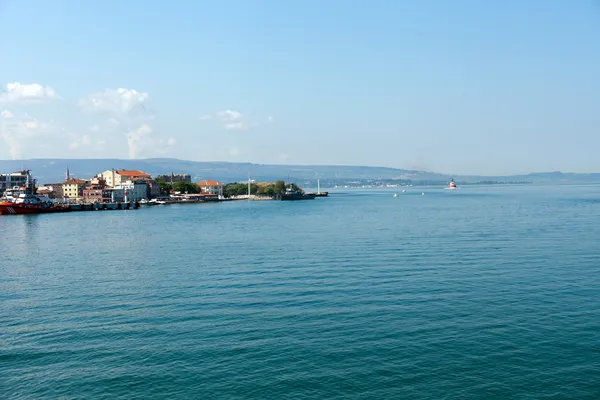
{"left": 68, "top": 202, "right": 139, "bottom": 211}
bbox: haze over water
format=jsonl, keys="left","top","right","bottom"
{"left": 2, "top": 185, "right": 600, "bottom": 399}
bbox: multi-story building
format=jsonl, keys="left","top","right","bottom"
{"left": 98, "top": 169, "right": 151, "bottom": 188}
{"left": 155, "top": 173, "right": 192, "bottom": 184}
{"left": 0, "top": 171, "right": 28, "bottom": 193}
{"left": 62, "top": 178, "right": 87, "bottom": 201}
{"left": 82, "top": 186, "right": 112, "bottom": 203}
{"left": 105, "top": 188, "right": 125, "bottom": 202}
{"left": 119, "top": 180, "right": 148, "bottom": 202}
{"left": 197, "top": 179, "right": 224, "bottom": 197}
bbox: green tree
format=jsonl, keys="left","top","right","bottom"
{"left": 224, "top": 183, "right": 246, "bottom": 197}
{"left": 173, "top": 181, "right": 200, "bottom": 194}
{"left": 274, "top": 180, "right": 286, "bottom": 194}
{"left": 154, "top": 177, "right": 173, "bottom": 195}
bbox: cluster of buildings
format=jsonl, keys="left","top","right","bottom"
{"left": 1, "top": 168, "right": 225, "bottom": 203}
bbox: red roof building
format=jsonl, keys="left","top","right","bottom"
{"left": 197, "top": 179, "right": 224, "bottom": 196}
{"left": 115, "top": 170, "right": 151, "bottom": 179}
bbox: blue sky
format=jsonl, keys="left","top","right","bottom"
{"left": 1, "top": 0, "right": 599, "bottom": 174}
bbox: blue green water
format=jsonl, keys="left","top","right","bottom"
{"left": 2, "top": 185, "right": 600, "bottom": 399}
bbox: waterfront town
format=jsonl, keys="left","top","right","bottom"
{"left": 1, "top": 167, "right": 231, "bottom": 204}
{"left": 0, "top": 167, "right": 326, "bottom": 207}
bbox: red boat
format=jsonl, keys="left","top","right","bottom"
{"left": 0, "top": 171, "right": 69, "bottom": 215}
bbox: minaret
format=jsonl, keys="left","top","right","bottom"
{"left": 66, "top": 166, "right": 70, "bottom": 181}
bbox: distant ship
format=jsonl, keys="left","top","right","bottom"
{"left": 447, "top": 178, "right": 457, "bottom": 190}
{"left": 277, "top": 185, "right": 316, "bottom": 201}
{"left": 0, "top": 171, "right": 69, "bottom": 215}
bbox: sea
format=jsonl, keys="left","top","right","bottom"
{"left": 2, "top": 184, "right": 600, "bottom": 399}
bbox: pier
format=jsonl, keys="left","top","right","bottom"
{"left": 68, "top": 202, "right": 139, "bottom": 212}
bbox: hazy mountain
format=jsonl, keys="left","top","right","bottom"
{"left": 1, "top": 158, "right": 599, "bottom": 185}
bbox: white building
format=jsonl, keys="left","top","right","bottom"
{"left": 0, "top": 171, "right": 28, "bottom": 192}
{"left": 106, "top": 188, "right": 125, "bottom": 202}
{"left": 119, "top": 180, "right": 148, "bottom": 202}
{"left": 98, "top": 169, "right": 151, "bottom": 188}
{"left": 197, "top": 179, "right": 224, "bottom": 197}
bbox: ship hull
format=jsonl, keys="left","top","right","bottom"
{"left": 279, "top": 194, "right": 316, "bottom": 200}
{"left": 0, "top": 203, "right": 70, "bottom": 215}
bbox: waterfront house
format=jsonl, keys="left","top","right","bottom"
{"left": 98, "top": 169, "right": 151, "bottom": 188}
{"left": 118, "top": 180, "right": 148, "bottom": 202}
{"left": 62, "top": 178, "right": 87, "bottom": 201}
{"left": 197, "top": 180, "right": 224, "bottom": 197}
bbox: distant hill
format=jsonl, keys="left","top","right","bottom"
{"left": 1, "top": 158, "right": 599, "bottom": 186}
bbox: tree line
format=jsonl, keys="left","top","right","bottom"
{"left": 224, "top": 180, "right": 302, "bottom": 197}
{"left": 155, "top": 178, "right": 200, "bottom": 195}
{"left": 154, "top": 178, "right": 303, "bottom": 197}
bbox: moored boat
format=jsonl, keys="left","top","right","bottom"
{"left": 276, "top": 185, "right": 316, "bottom": 200}
{"left": 447, "top": 178, "right": 457, "bottom": 190}
{"left": 0, "top": 171, "right": 69, "bottom": 215}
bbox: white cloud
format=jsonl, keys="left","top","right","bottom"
{"left": 79, "top": 88, "right": 150, "bottom": 116}
{"left": 229, "top": 147, "right": 241, "bottom": 156}
{"left": 1, "top": 109, "right": 14, "bottom": 119}
{"left": 0, "top": 112, "right": 61, "bottom": 159}
{"left": 200, "top": 109, "right": 268, "bottom": 131}
{"left": 0, "top": 83, "right": 182, "bottom": 159}
{"left": 126, "top": 124, "right": 152, "bottom": 159}
{"left": 0, "top": 82, "right": 58, "bottom": 104}
{"left": 217, "top": 110, "right": 243, "bottom": 122}
{"left": 224, "top": 122, "right": 250, "bottom": 131}
{"left": 69, "top": 134, "right": 93, "bottom": 150}
{"left": 124, "top": 124, "right": 175, "bottom": 159}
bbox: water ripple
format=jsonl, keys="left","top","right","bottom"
{"left": 2, "top": 185, "right": 600, "bottom": 399}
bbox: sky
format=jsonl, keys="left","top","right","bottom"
{"left": 1, "top": 0, "right": 599, "bottom": 175}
